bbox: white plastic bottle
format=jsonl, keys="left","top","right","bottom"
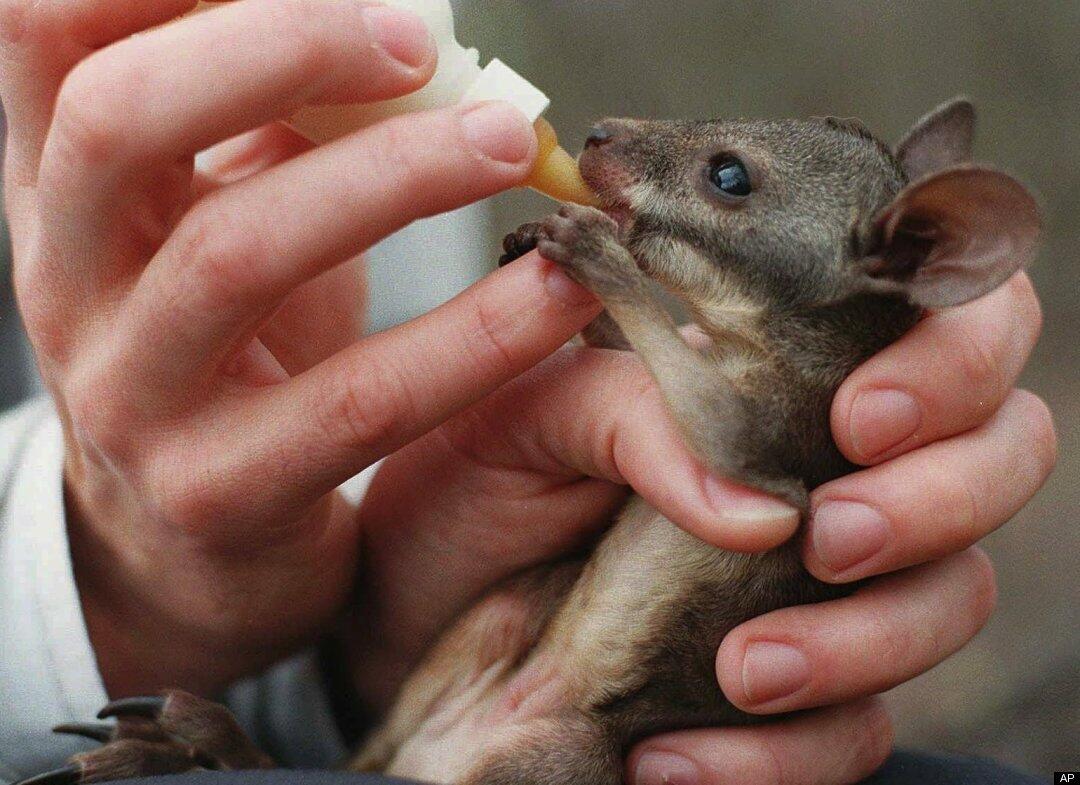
{"left": 190, "top": 0, "right": 596, "bottom": 205}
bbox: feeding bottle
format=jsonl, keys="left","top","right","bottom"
{"left": 189, "top": 0, "right": 598, "bottom": 206}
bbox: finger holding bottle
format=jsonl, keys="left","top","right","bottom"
{"left": 29, "top": 0, "right": 439, "bottom": 316}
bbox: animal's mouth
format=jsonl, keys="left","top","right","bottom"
{"left": 579, "top": 148, "right": 636, "bottom": 238}
{"left": 602, "top": 203, "right": 634, "bottom": 235}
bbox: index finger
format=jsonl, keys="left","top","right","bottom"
{"left": 173, "top": 253, "right": 604, "bottom": 529}
{"left": 832, "top": 272, "right": 1041, "bottom": 465}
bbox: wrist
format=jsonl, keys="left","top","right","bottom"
{"left": 66, "top": 465, "right": 361, "bottom": 695}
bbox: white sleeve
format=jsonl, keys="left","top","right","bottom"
{"left": 0, "top": 400, "right": 351, "bottom": 782}
{"left": 0, "top": 398, "right": 109, "bottom": 783}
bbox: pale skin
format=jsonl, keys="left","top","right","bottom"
{"left": 0, "top": 2, "right": 1055, "bottom": 784}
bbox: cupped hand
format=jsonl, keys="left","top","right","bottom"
{"left": 633, "top": 275, "right": 1055, "bottom": 784}
{"left": 353, "top": 260, "right": 1053, "bottom": 784}
{"left": 0, "top": 0, "right": 607, "bottom": 695}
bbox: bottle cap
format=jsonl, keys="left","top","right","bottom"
{"left": 463, "top": 59, "right": 551, "bottom": 123}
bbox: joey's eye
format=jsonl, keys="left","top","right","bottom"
{"left": 709, "top": 157, "right": 752, "bottom": 198}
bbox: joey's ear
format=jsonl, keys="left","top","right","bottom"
{"left": 860, "top": 166, "right": 1041, "bottom": 309}
{"left": 896, "top": 97, "right": 975, "bottom": 181}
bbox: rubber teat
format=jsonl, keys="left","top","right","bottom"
{"left": 526, "top": 119, "right": 600, "bottom": 207}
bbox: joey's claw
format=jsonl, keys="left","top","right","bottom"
{"left": 499, "top": 222, "right": 545, "bottom": 267}
{"left": 97, "top": 696, "right": 166, "bottom": 721}
{"left": 53, "top": 724, "right": 115, "bottom": 743}
{"left": 12, "top": 765, "right": 82, "bottom": 785}
{"left": 21, "top": 692, "right": 271, "bottom": 784}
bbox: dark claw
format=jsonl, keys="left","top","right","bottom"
{"left": 499, "top": 223, "right": 545, "bottom": 267}
{"left": 12, "top": 765, "right": 82, "bottom": 785}
{"left": 52, "top": 723, "right": 114, "bottom": 743}
{"left": 97, "top": 696, "right": 167, "bottom": 721}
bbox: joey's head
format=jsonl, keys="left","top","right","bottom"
{"left": 578, "top": 98, "right": 1041, "bottom": 315}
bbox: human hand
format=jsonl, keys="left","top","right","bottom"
{"left": 631, "top": 274, "right": 1054, "bottom": 783}
{"left": 351, "top": 261, "right": 1052, "bottom": 783}
{"left": 0, "top": 0, "right": 607, "bottom": 696}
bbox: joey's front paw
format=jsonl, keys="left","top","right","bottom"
{"left": 537, "top": 205, "right": 620, "bottom": 265}
{"left": 537, "top": 206, "right": 635, "bottom": 296}
{"left": 14, "top": 691, "right": 273, "bottom": 785}
{"left": 499, "top": 222, "right": 545, "bottom": 267}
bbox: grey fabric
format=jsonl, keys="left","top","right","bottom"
{"left": 78, "top": 751, "right": 1042, "bottom": 785}
{"left": 864, "top": 750, "right": 1042, "bottom": 785}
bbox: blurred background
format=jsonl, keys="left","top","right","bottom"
{"left": 2, "top": 0, "right": 1076, "bottom": 776}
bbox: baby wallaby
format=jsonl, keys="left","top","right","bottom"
{"left": 26, "top": 99, "right": 1040, "bottom": 785}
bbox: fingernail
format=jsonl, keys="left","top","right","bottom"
{"left": 544, "top": 264, "right": 597, "bottom": 307}
{"left": 849, "top": 389, "right": 921, "bottom": 461}
{"left": 810, "top": 501, "right": 890, "bottom": 574}
{"left": 362, "top": 5, "right": 435, "bottom": 69}
{"left": 461, "top": 102, "right": 535, "bottom": 164}
{"left": 634, "top": 752, "right": 702, "bottom": 785}
{"left": 741, "top": 641, "right": 811, "bottom": 704}
{"left": 704, "top": 474, "right": 800, "bottom": 526}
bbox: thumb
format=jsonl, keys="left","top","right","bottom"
{"left": 473, "top": 345, "right": 801, "bottom": 553}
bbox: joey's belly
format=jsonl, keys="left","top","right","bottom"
{"left": 373, "top": 495, "right": 843, "bottom": 780}
{"left": 539, "top": 495, "right": 841, "bottom": 741}
{"left": 385, "top": 669, "right": 564, "bottom": 779}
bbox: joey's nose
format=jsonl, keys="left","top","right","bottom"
{"left": 585, "top": 126, "right": 615, "bottom": 147}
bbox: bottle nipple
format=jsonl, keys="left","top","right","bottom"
{"left": 525, "top": 118, "right": 599, "bottom": 207}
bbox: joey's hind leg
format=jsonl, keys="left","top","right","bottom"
{"left": 350, "top": 563, "right": 584, "bottom": 779}
{"left": 15, "top": 692, "right": 273, "bottom": 785}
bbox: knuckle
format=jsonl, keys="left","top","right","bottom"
{"left": 465, "top": 291, "right": 518, "bottom": 378}
{"left": 376, "top": 121, "right": 426, "bottom": 191}
{"left": 1006, "top": 272, "right": 1044, "bottom": 344}
{"left": 922, "top": 467, "right": 982, "bottom": 551}
{"left": 963, "top": 547, "right": 999, "bottom": 633}
{"left": 855, "top": 700, "right": 896, "bottom": 775}
{"left": 274, "top": 0, "right": 324, "bottom": 32}
{"left": 270, "top": 0, "right": 332, "bottom": 77}
{"left": 755, "top": 736, "right": 786, "bottom": 785}
{"left": 21, "top": 307, "right": 68, "bottom": 363}
{"left": 144, "top": 459, "right": 227, "bottom": 537}
{"left": 15, "top": 278, "right": 71, "bottom": 366}
{"left": 64, "top": 369, "right": 137, "bottom": 465}
{"left": 865, "top": 612, "right": 907, "bottom": 677}
{"left": 954, "top": 322, "right": 1005, "bottom": 404}
{"left": 47, "top": 57, "right": 133, "bottom": 170}
{"left": 152, "top": 484, "right": 218, "bottom": 537}
{"left": 171, "top": 201, "right": 267, "bottom": 310}
{"left": 951, "top": 470, "right": 983, "bottom": 546}
{"left": 317, "top": 360, "right": 415, "bottom": 454}
{"left": 376, "top": 119, "right": 461, "bottom": 217}
{"left": 1014, "top": 389, "right": 1058, "bottom": 480}
{"left": 11, "top": 227, "right": 88, "bottom": 365}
